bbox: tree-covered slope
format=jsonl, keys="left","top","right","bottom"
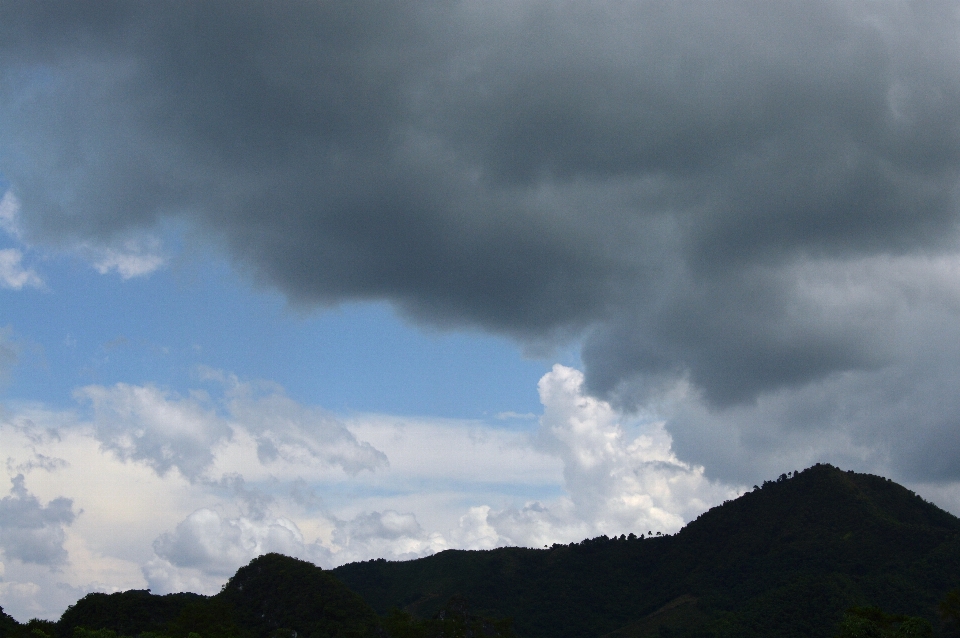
{"left": 18, "top": 554, "right": 382, "bottom": 638}
{"left": 55, "top": 591, "right": 205, "bottom": 638}
{"left": 217, "top": 553, "right": 378, "bottom": 638}
{"left": 333, "top": 464, "right": 960, "bottom": 638}
{"left": 4, "top": 465, "right": 959, "bottom": 638}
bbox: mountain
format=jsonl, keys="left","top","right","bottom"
{"left": 39, "top": 554, "right": 381, "bottom": 638}
{"left": 2, "top": 464, "right": 958, "bottom": 638}
{"left": 0, "top": 608, "right": 17, "bottom": 637}
{"left": 216, "top": 552, "right": 378, "bottom": 638}
{"left": 332, "top": 464, "right": 960, "bottom": 637}
{"left": 56, "top": 590, "right": 205, "bottom": 638}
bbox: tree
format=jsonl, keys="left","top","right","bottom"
{"left": 834, "top": 607, "right": 932, "bottom": 638}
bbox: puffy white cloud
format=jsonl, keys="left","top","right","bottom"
{"left": 150, "top": 509, "right": 306, "bottom": 582}
{"left": 77, "top": 375, "right": 387, "bottom": 483}
{"left": 1, "top": 187, "right": 161, "bottom": 281}
{"left": 77, "top": 383, "right": 230, "bottom": 481}
{"left": 343, "top": 414, "right": 558, "bottom": 490}
{"left": 445, "top": 365, "right": 736, "bottom": 547}
{"left": 0, "top": 413, "right": 216, "bottom": 620}
{"left": 538, "top": 365, "right": 733, "bottom": 531}
{"left": 0, "top": 192, "right": 42, "bottom": 290}
{"left": 451, "top": 502, "right": 580, "bottom": 550}
{"left": 145, "top": 506, "right": 446, "bottom": 594}
{"left": 330, "top": 510, "right": 446, "bottom": 565}
{"left": 0, "top": 474, "right": 75, "bottom": 566}
{"left": 88, "top": 237, "right": 166, "bottom": 279}
{"left": 0, "top": 249, "right": 42, "bottom": 290}
{"left": 0, "top": 191, "right": 21, "bottom": 239}
{"left": 224, "top": 378, "right": 388, "bottom": 476}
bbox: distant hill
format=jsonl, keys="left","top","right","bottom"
{"left": 23, "top": 554, "right": 382, "bottom": 638}
{"left": 56, "top": 590, "right": 204, "bottom": 638}
{"left": 2, "top": 464, "right": 958, "bottom": 638}
{"left": 216, "top": 552, "right": 378, "bottom": 638}
{"left": 332, "top": 464, "right": 960, "bottom": 637}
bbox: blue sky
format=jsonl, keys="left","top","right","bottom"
{"left": 0, "top": 244, "right": 553, "bottom": 419}
{"left": 4, "top": 0, "right": 960, "bottom": 623}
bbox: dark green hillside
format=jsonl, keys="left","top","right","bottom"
{"left": 0, "top": 608, "right": 18, "bottom": 637}
{"left": 333, "top": 464, "right": 960, "bottom": 638}
{"left": 16, "top": 554, "right": 381, "bottom": 638}
{"left": 334, "top": 535, "right": 676, "bottom": 638}
{"left": 4, "top": 465, "right": 959, "bottom": 638}
{"left": 56, "top": 590, "right": 204, "bottom": 638}
{"left": 217, "top": 553, "right": 378, "bottom": 638}
{"left": 666, "top": 466, "right": 960, "bottom": 636}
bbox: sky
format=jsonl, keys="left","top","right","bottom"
{"left": 3, "top": 0, "right": 960, "bottom": 622}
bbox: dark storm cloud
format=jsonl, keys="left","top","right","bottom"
{"left": 3, "top": 1, "right": 960, "bottom": 479}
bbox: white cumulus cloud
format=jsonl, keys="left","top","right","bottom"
{"left": 77, "top": 383, "right": 230, "bottom": 481}
{"left": 145, "top": 506, "right": 446, "bottom": 594}
{"left": 76, "top": 375, "right": 387, "bottom": 483}
{"left": 0, "top": 191, "right": 21, "bottom": 238}
{"left": 0, "top": 192, "right": 42, "bottom": 290}
{"left": 0, "top": 249, "right": 42, "bottom": 290}
{"left": 88, "top": 237, "right": 166, "bottom": 279}
{"left": 330, "top": 510, "right": 446, "bottom": 565}
{"left": 149, "top": 508, "right": 307, "bottom": 584}
{"left": 449, "top": 365, "right": 738, "bottom": 548}
{"left": 224, "top": 378, "right": 388, "bottom": 477}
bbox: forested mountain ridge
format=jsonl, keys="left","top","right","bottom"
{"left": 333, "top": 464, "right": 960, "bottom": 637}
{"left": 2, "top": 464, "right": 959, "bottom": 638}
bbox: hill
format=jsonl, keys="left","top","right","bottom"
{"left": 2, "top": 554, "right": 511, "bottom": 638}
{"left": 216, "top": 552, "right": 378, "bottom": 638}
{"left": 2, "top": 464, "right": 959, "bottom": 638}
{"left": 17, "top": 554, "right": 382, "bottom": 638}
{"left": 332, "top": 464, "right": 960, "bottom": 637}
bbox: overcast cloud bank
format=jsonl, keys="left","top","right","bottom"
{"left": 3, "top": 1, "right": 960, "bottom": 484}
{"left": 3, "top": 0, "right": 960, "bottom": 622}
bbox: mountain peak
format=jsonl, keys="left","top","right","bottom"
{"left": 217, "top": 553, "right": 377, "bottom": 638}
{"left": 335, "top": 465, "right": 960, "bottom": 638}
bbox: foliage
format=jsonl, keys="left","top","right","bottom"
{"left": 163, "top": 598, "right": 248, "bottom": 638}
{"left": 939, "top": 589, "right": 960, "bottom": 637}
{"left": 0, "top": 607, "right": 19, "bottom": 638}
{"left": 334, "top": 465, "right": 960, "bottom": 638}
{"left": 2, "top": 555, "right": 381, "bottom": 638}
{"left": 381, "top": 596, "right": 515, "bottom": 638}
{"left": 57, "top": 591, "right": 204, "bottom": 638}
{"left": 834, "top": 607, "right": 933, "bottom": 638}
{"left": 216, "top": 553, "right": 379, "bottom": 638}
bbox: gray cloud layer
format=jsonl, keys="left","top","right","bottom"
{"left": 0, "top": 326, "right": 16, "bottom": 383}
{"left": 0, "top": 474, "right": 75, "bottom": 566}
{"left": 2, "top": 2, "right": 960, "bottom": 482}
